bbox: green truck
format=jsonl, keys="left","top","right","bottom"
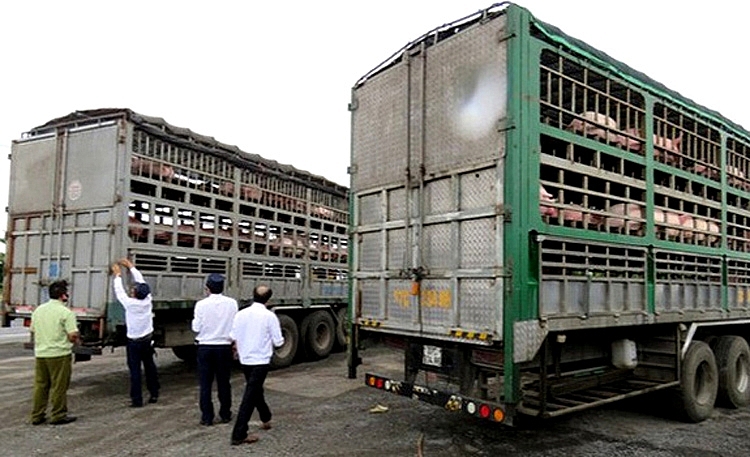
{"left": 348, "top": 3, "right": 750, "bottom": 425}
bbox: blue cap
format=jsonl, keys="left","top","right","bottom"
{"left": 206, "top": 273, "right": 225, "bottom": 291}
{"left": 134, "top": 283, "right": 151, "bottom": 300}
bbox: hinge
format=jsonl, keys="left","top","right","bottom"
{"left": 497, "top": 204, "right": 511, "bottom": 221}
{"left": 348, "top": 98, "right": 359, "bottom": 112}
{"left": 347, "top": 164, "right": 358, "bottom": 175}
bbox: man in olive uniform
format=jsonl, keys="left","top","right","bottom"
{"left": 30, "top": 279, "right": 80, "bottom": 425}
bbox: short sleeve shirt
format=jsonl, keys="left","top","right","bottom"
{"left": 30, "top": 299, "right": 78, "bottom": 358}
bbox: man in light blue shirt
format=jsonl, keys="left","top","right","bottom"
{"left": 112, "top": 258, "right": 160, "bottom": 407}
{"left": 192, "top": 273, "right": 238, "bottom": 426}
{"left": 229, "top": 285, "right": 284, "bottom": 446}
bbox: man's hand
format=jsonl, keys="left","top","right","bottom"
{"left": 119, "top": 258, "right": 134, "bottom": 269}
{"left": 111, "top": 263, "right": 121, "bottom": 276}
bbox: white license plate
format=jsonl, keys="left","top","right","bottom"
{"left": 422, "top": 345, "right": 442, "bottom": 367}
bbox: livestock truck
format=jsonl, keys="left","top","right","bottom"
{"left": 2, "top": 108, "right": 349, "bottom": 367}
{"left": 348, "top": 2, "right": 750, "bottom": 425}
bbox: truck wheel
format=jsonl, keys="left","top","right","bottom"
{"left": 301, "top": 311, "right": 335, "bottom": 360}
{"left": 713, "top": 335, "right": 750, "bottom": 408}
{"left": 335, "top": 307, "right": 348, "bottom": 350}
{"left": 271, "top": 314, "right": 299, "bottom": 369}
{"left": 172, "top": 345, "right": 197, "bottom": 364}
{"left": 678, "top": 341, "right": 718, "bottom": 422}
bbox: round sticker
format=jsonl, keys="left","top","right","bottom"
{"left": 68, "top": 180, "right": 83, "bottom": 201}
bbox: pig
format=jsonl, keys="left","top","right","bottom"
{"left": 567, "top": 111, "right": 620, "bottom": 143}
{"left": 131, "top": 157, "right": 175, "bottom": 180}
{"left": 219, "top": 182, "right": 262, "bottom": 201}
{"left": 605, "top": 203, "right": 644, "bottom": 233}
{"left": 654, "top": 210, "right": 693, "bottom": 240}
{"left": 128, "top": 216, "right": 147, "bottom": 242}
{"left": 539, "top": 185, "right": 558, "bottom": 218}
{"left": 653, "top": 135, "right": 682, "bottom": 167}
{"left": 312, "top": 205, "right": 335, "bottom": 219}
{"left": 694, "top": 218, "right": 720, "bottom": 245}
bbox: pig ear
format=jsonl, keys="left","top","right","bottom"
{"left": 674, "top": 135, "right": 682, "bottom": 147}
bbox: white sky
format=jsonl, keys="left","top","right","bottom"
{"left": 1, "top": 0, "right": 747, "bottom": 252}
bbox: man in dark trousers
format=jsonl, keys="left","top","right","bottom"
{"left": 30, "top": 280, "right": 80, "bottom": 425}
{"left": 192, "top": 273, "right": 238, "bottom": 426}
{"left": 229, "top": 285, "right": 284, "bottom": 446}
{"left": 111, "top": 258, "right": 160, "bottom": 407}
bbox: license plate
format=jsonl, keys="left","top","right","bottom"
{"left": 422, "top": 345, "right": 442, "bottom": 367}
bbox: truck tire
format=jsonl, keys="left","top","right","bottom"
{"left": 335, "top": 307, "right": 348, "bottom": 350}
{"left": 271, "top": 314, "right": 299, "bottom": 369}
{"left": 172, "top": 345, "right": 197, "bottom": 364}
{"left": 713, "top": 335, "right": 750, "bottom": 408}
{"left": 678, "top": 341, "right": 718, "bottom": 422}
{"left": 301, "top": 311, "right": 335, "bottom": 360}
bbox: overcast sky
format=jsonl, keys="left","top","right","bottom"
{"left": 0, "top": 0, "right": 746, "bottom": 251}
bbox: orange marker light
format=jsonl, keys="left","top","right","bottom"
{"left": 493, "top": 409, "right": 504, "bottom": 422}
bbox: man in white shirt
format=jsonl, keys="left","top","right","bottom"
{"left": 229, "top": 285, "right": 284, "bottom": 446}
{"left": 192, "top": 273, "right": 238, "bottom": 426}
{"left": 111, "top": 258, "right": 160, "bottom": 407}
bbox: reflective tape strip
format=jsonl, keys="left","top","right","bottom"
{"left": 450, "top": 329, "right": 490, "bottom": 341}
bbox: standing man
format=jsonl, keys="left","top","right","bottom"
{"left": 230, "top": 285, "right": 284, "bottom": 446}
{"left": 192, "top": 273, "right": 238, "bottom": 426}
{"left": 30, "top": 279, "right": 80, "bottom": 425}
{"left": 111, "top": 258, "right": 160, "bottom": 407}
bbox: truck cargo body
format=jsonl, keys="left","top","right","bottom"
{"left": 3, "top": 109, "right": 349, "bottom": 366}
{"left": 350, "top": 3, "right": 750, "bottom": 425}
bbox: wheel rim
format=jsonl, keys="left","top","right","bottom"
{"left": 276, "top": 329, "right": 293, "bottom": 358}
{"left": 736, "top": 353, "right": 750, "bottom": 393}
{"left": 695, "top": 360, "right": 715, "bottom": 406}
{"left": 314, "top": 323, "right": 332, "bottom": 348}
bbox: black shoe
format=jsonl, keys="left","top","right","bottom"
{"left": 31, "top": 418, "right": 46, "bottom": 426}
{"left": 200, "top": 420, "right": 213, "bottom": 426}
{"left": 49, "top": 416, "right": 77, "bottom": 425}
{"left": 130, "top": 402, "right": 143, "bottom": 408}
{"left": 148, "top": 396, "right": 158, "bottom": 404}
{"left": 219, "top": 414, "right": 232, "bottom": 424}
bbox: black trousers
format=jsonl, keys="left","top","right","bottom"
{"left": 231, "top": 364, "right": 271, "bottom": 442}
{"left": 197, "top": 345, "right": 233, "bottom": 423}
{"left": 126, "top": 337, "right": 159, "bottom": 406}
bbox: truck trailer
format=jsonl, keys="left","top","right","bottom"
{"left": 348, "top": 3, "right": 750, "bottom": 425}
{"left": 2, "top": 108, "right": 349, "bottom": 367}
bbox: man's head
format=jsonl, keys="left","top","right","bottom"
{"left": 253, "top": 285, "right": 273, "bottom": 305}
{"left": 49, "top": 280, "right": 69, "bottom": 301}
{"left": 206, "top": 273, "right": 225, "bottom": 294}
{"left": 133, "top": 283, "right": 151, "bottom": 300}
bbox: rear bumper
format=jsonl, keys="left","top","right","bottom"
{"left": 364, "top": 373, "right": 512, "bottom": 425}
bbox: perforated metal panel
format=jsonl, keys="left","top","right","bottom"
{"left": 351, "top": 65, "right": 409, "bottom": 192}
{"left": 359, "top": 232, "right": 383, "bottom": 271}
{"left": 460, "top": 168, "right": 498, "bottom": 210}
{"left": 359, "top": 280, "right": 383, "bottom": 320}
{"left": 423, "top": 17, "right": 508, "bottom": 174}
{"left": 460, "top": 219, "right": 496, "bottom": 269}
{"left": 458, "top": 279, "right": 499, "bottom": 330}
{"left": 423, "top": 224, "right": 453, "bottom": 271}
{"left": 387, "top": 229, "right": 406, "bottom": 270}
{"left": 358, "top": 193, "right": 382, "bottom": 226}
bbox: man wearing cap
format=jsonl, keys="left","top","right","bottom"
{"left": 192, "top": 273, "right": 238, "bottom": 426}
{"left": 111, "top": 258, "right": 160, "bottom": 407}
{"left": 230, "top": 285, "right": 284, "bottom": 446}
